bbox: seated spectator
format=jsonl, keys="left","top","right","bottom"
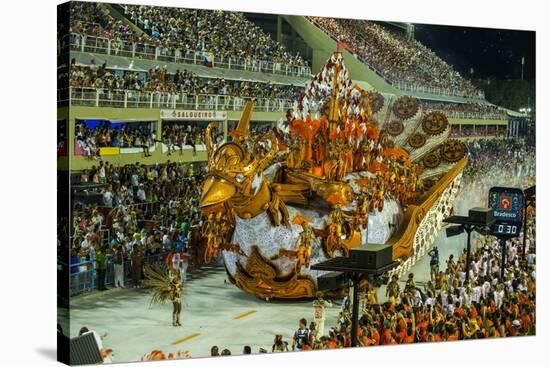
{"left": 308, "top": 17, "right": 482, "bottom": 98}
{"left": 69, "top": 2, "right": 310, "bottom": 77}
{"left": 69, "top": 64, "right": 303, "bottom": 105}
{"left": 421, "top": 101, "right": 508, "bottom": 120}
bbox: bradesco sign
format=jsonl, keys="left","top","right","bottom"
{"left": 488, "top": 186, "right": 524, "bottom": 237}
{"left": 160, "top": 110, "right": 227, "bottom": 120}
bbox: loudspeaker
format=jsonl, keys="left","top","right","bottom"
{"left": 446, "top": 225, "right": 464, "bottom": 237}
{"left": 349, "top": 244, "right": 393, "bottom": 269}
{"left": 317, "top": 271, "right": 346, "bottom": 291}
{"left": 468, "top": 207, "right": 494, "bottom": 226}
{"left": 70, "top": 332, "right": 103, "bottom": 366}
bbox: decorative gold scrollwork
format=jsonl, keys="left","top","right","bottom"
{"left": 421, "top": 111, "right": 449, "bottom": 136}
{"left": 368, "top": 91, "right": 385, "bottom": 113}
{"left": 387, "top": 121, "right": 405, "bottom": 136}
{"left": 423, "top": 152, "right": 441, "bottom": 168}
{"left": 440, "top": 140, "right": 466, "bottom": 163}
{"left": 234, "top": 246, "right": 316, "bottom": 299}
{"left": 408, "top": 133, "right": 427, "bottom": 148}
{"left": 392, "top": 96, "right": 419, "bottom": 120}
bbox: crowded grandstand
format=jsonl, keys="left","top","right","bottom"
{"left": 57, "top": 1, "right": 535, "bottom": 363}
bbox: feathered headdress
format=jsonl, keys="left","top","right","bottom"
{"left": 143, "top": 264, "right": 183, "bottom": 305}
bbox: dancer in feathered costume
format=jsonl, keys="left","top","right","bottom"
{"left": 144, "top": 264, "right": 184, "bottom": 327}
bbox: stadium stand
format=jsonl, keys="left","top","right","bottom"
{"left": 69, "top": 64, "right": 300, "bottom": 109}
{"left": 60, "top": 2, "right": 527, "bottom": 173}
{"left": 307, "top": 17, "right": 484, "bottom": 99}
{"left": 68, "top": 2, "right": 311, "bottom": 78}
{"left": 421, "top": 101, "right": 508, "bottom": 120}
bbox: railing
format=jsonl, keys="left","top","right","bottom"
{"left": 450, "top": 133, "right": 507, "bottom": 139}
{"left": 67, "top": 87, "right": 294, "bottom": 112}
{"left": 421, "top": 108, "right": 508, "bottom": 121}
{"left": 69, "top": 33, "right": 312, "bottom": 78}
{"left": 392, "top": 81, "right": 485, "bottom": 100}
{"left": 65, "top": 253, "right": 164, "bottom": 296}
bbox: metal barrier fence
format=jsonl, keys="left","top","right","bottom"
{"left": 69, "top": 33, "right": 311, "bottom": 78}
{"left": 67, "top": 87, "right": 294, "bottom": 112}
{"left": 392, "top": 81, "right": 486, "bottom": 100}
{"left": 421, "top": 108, "right": 508, "bottom": 121}
{"left": 65, "top": 253, "right": 164, "bottom": 297}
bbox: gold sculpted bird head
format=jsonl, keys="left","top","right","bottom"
{"left": 200, "top": 100, "right": 278, "bottom": 212}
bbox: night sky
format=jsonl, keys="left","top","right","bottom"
{"left": 413, "top": 24, "right": 535, "bottom": 82}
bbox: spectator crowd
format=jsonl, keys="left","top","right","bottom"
{"left": 422, "top": 101, "right": 508, "bottom": 120}
{"left": 75, "top": 120, "right": 156, "bottom": 159}
{"left": 458, "top": 138, "right": 535, "bottom": 212}
{"left": 204, "top": 138, "right": 535, "bottom": 354}
{"left": 71, "top": 160, "right": 206, "bottom": 290}
{"left": 70, "top": 64, "right": 302, "bottom": 100}
{"left": 161, "top": 121, "right": 210, "bottom": 156}
{"left": 69, "top": 2, "right": 308, "bottom": 73}
{"left": 70, "top": 2, "right": 139, "bottom": 43}
{"left": 122, "top": 4, "right": 307, "bottom": 67}
{"left": 309, "top": 17, "right": 482, "bottom": 98}
{"left": 64, "top": 4, "right": 536, "bottom": 358}
{"left": 65, "top": 134, "right": 535, "bottom": 360}
{"left": 450, "top": 125, "right": 507, "bottom": 138}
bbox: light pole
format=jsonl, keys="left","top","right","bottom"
{"left": 312, "top": 255, "right": 398, "bottom": 347}
{"left": 444, "top": 208, "right": 495, "bottom": 282}
{"left": 521, "top": 56, "right": 525, "bottom": 81}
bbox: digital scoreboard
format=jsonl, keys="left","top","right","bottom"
{"left": 488, "top": 187, "right": 524, "bottom": 238}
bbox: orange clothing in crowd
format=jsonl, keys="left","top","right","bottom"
{"left": 371, "top": 329, "right": 380, "bottom": 345}
{"left": 521, "top": 314, "right": 532, "bottom": 330}
{"left": 325, "top": 339, "right": 337, "bottom": 349}
{"left": 344, "top": 337, "right": 351, "bottom": 348}
{"left": 382, "top": 329, "right": 392, "bottom": 345}
{"left": 362, "top": 336, "right": 376, "bottom": 346}
{"left": 403, "top": 333, "right": 415, "bottom": 344}
{"left": 395, "top": 329, "right": 406, "bottom": 343}
{"left": 528, "top": 280, "right": 536, "bottom": 295}
{"left": 447, "top": 332, "right": 459, "bottom": 341}
{"left": 417, "top": 321, "right": 428, "bottom": 335}
{"left": 455, "top": 307, "right": 465, "bottom": 317}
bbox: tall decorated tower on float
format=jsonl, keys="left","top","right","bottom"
{"left": 198, "top": 51, "right": 468, "bottom": 299}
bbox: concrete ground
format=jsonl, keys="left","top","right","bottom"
{"left": 68, "top": 230, "right": 471, "bottom": 363}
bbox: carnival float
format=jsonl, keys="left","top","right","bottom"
{"left": 198, "top": 52, "right": 468, "bottom": 299}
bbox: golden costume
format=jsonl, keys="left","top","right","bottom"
{"left": 294, "top": 216, "right": 315, "bottom": 272}
{"left": 386, "top": 275, "right": 401, "bottom": 305}
{"left": 144, "top": 265, "right": 184, "bottom": 327}
{"left": 194, "top": 51, "right": 467, "bottom": 300}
